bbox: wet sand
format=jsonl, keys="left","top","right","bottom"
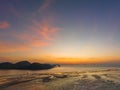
{"left": 0, "top": 68, "right": 120, "bottom": 90}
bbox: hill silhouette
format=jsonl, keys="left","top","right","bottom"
{"left": 0, "top": 61, "right": 59, "bottom": 70}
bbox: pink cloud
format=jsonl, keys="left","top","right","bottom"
{"left": 30, "top": 19, "right": 60, "bottom": 41}
{"left": 0, "top": 41, "right": 29, "bottom": 53}
{"left": 0, "top": 0, "right": 60, "bottom": 53}
{"left": 15, "top": 19, "right": 59, "bottom": 48}
{"left": 11, "top": 18, "right": 60, "bottom": 50}
{"left": 30, "top": 0, "right": 60, "bottom": 42}
{"left": 0, "top": 21, "right": 10, "bottom": 29}
{"left": 40, "top": 21, "right": 59, "bottom": 40}
{"left": 32, "top": 40, "right": 51, "bottom": 47}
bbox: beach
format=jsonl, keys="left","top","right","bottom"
{"left": 0, "top": 67, "right": 120, "bottom": 90}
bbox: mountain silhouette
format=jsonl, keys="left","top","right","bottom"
{"left": 0, "top": 61, "right": 59, "bottom": 70}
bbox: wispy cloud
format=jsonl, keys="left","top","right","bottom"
{"left": 0, "top": 19, "right": 60, "bottom": 53}
{"left": 16, "top": 19, "right": 60, "bottom": 47}
{"left": 0, "top": 41, "right": 29, "bottom": 53}
{"left": 39, "top": 0, "right": 53, "bottom": 13}
{"left": 0, "top": 21, "right": 10, "bottom": 29}
{"left": 9, "top": 5, "right": 20, "bottom": 17}
{"left": 31, "top": 40, "right": 51, "bottom": 47}
{"left": 0, "top": 0, "right": 60, "bottom": 53}
{"left": 30, "top": 19, "right": 59, "bottom": 41}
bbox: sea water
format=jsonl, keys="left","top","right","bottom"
{"left": 0, "top": 64, "right": 119, "bottom": 76}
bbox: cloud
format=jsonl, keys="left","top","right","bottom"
{"left": 0, "top": 41, "right": 29, "bottom": 53}
{"left": 30, "top": 19, "right": 59, "bottom": 41}
{"left": 39, "top": 0, "right": 53, "bottom": 13}
{"left": 9, "top": 6, "right": 20, "bottom": 17}
{"left": 0, "top": 0, "right": 60, "bottom": 52}
{"left": 31, "top": 40, "right": 51, "bottom": 47}
{"left": 0, "top": 20, "right": 60, "bottom": 53}
{"left": 0, "top": 18, "right": 60, "bottom": 53}
{"left": 0, "top": 0, "right": 60, "bottom": 53}
{"left": 0, "top": 36, "right": 51, "bottom": 53}
{"left": 16, "top": 19, "right": 60, "bottom": 47}
{"left": 0, "top": 21, "right": 10, "bottom": 29}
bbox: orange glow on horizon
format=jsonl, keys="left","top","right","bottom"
{"left": 0, "top": 55, "right": 120, "bottom": 64}
{"left": 48, "top": 58, "right": 120, "bottom": 64}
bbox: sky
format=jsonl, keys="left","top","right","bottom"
{"left": 0, "top": 0, "right": 120, "bottom": 64}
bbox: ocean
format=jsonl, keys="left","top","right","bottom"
{"left": 0, "top": 64, "right": 119, "bottom": 76}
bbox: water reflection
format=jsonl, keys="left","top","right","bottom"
{"left": 0, "top": 65, "right": 118, "bottom": 76}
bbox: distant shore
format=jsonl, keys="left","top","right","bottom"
{"left": 0, "top": 61, "right": 60, "bottom": 70}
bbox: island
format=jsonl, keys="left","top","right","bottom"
{"left": 0, "top": 61, "right": 60, "bottom": 70}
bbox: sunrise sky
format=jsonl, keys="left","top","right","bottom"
{"left": 0, "top": 0, "right": 120, "bottom": 64}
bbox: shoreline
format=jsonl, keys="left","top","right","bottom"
{"left": 0, "top": 68, "right": 120, "bottom": 90}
